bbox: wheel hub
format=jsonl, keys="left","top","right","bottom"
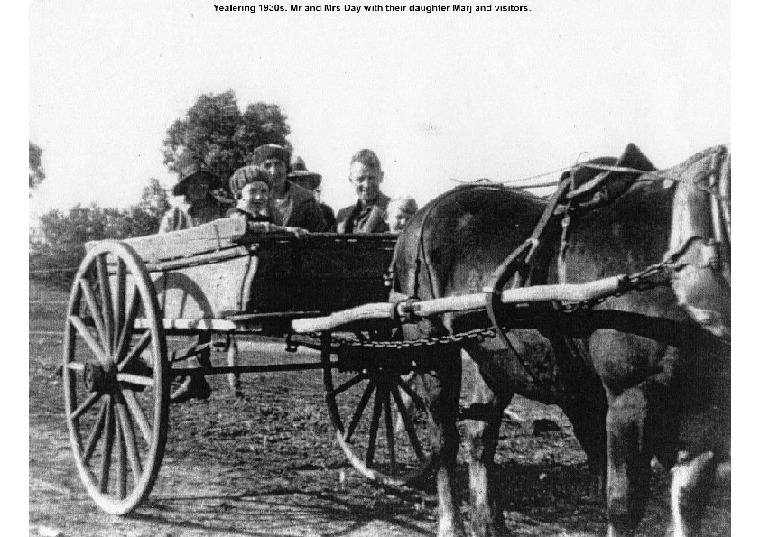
{"left": 83, "top": 363, "right": 116, "bottom": 394}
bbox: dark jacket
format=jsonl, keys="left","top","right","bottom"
{"left": 335, "top": 192, "right": 391, "bottom": 234}
{"left": 273, "top": 181, "right": 326, "bottom": 232}
{"left": 320, "top": 203, "right": 337, "bottom": 231}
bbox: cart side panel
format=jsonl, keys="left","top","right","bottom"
{"left": 153, "top": 256, "right": 252, "bottom": 319}
{"left": 105, "top": 251, "right": 252, "bottom": 321}
{"left": 118, "top": 218, "right": 247, "bottom": 263}
{"left": 246, "top": 235, "right": 396, "bottom": 314}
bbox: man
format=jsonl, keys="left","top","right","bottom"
{"left": 288, "top": 157, "right": 337, "bottom": 230}
{"left": 335, "top": 149, "right": 391, "bottom": 233}
{"left": 252, "top": 144, "right": 326, "bottom": 232}
{"left": 159, "top": 161, "right": 227, "bottom": 233}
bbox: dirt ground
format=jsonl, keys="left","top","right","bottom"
{"left": 29, "top": 283, "right": 730, "bottom": 536}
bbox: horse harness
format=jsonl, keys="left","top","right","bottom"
{"left": 376, "top": 145, "right": 730, "bottom": 362}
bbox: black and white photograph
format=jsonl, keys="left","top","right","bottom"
{"left": 27, "top": 1, "right": 735, "bottom": 535}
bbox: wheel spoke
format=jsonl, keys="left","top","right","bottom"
{"left": 113, "top": 258, "right": 126, "bottom": 346}
{"left": 98, "top": 398, "right": 115, "bottom": 494}
{"left": 366, "top": 384, "right": 384, "bottom": 468}
{"left": 82, "top": 397, "right": 109, "bottom": 466}
{"left": 327, "top": 373, "right": 367, "bottom": 399}
{"left": 115, "top": 397, "right": 143, "bottom": 482}
{"left": 96, "top": 254, "right": 115, "bottom": 352}
{"left": 398, "top": 378, "right": 427, "bottom": 411}
{"left": 383, "top": 385, "right": 396, "bottom": 474}
{"left": 69, "top": 392, "right": 101, "bottom": 422}
{"left": 117, "top": 373, "right": 153, "bottom": 387}
{"left": 69, "top": 316, "right": 109, "bottom": 364}
{"left": 117, "top": 330, "right": 152, "bottom": 371}
{"left": 122, "top": 388, "right": 152, "bottom": 444}
{"left": 391, "top": 385, "right": 426, "bottom": 463}
{"left": 79, "top": 279, "right": 109, "bottom": 350}
{"left": 344, "top": 381, "right": 375, "bottom": 443}
{"left": 114, "top": 289, "right": 141, "bottom": 365}
{"left": 115, "top": 410, "right": 128, "bottom": 500}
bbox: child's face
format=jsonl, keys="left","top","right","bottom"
{"left": 238, "top": 181, "right": 270, "bottom": 212}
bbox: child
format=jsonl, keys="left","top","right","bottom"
{"left": 228, "top": 166, "right": 308, "bottom": 236}
{"left": 386, "top": 197, "right": 419, "bottom": 233}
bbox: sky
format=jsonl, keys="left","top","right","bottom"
{"left": 29, "top": 0, "right": 730, "bottom": 218}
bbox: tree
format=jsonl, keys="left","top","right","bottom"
{"left": 29, "top": 142, "right": 45, "bottom": 193}
{"left": 137, "top": 177, "right": 171, "bottom": 221}
{"left": 30, "top": 179, "right": 170, "bottom": 287}
{"left": 162, "top": 90, "right": 291, "bottom": 191}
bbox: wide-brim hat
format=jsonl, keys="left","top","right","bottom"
{"left": 252, "top": 144, "right": 292, "bottom": 168}
{"left": 172, "top": 162, "right": 216, "bottom": 196}
{"left": 287, "top": 170, "right": 322, "bottom": 191}
{"left": 229, "top": 165, "right": 271, "bottom": 198}
{"left": 291, "top": 156, "right": 307, "bottom": 172}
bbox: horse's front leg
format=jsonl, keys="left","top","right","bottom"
{"left": 426, "top": 349, "right": 466, "bottom": 537}
{"left": 459, "top": 348, "right": 510, "bottom": 537}
{"left": 605, "top": 383, "right": 653, "bottom": 537}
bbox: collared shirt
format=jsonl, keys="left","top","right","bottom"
{"left": 335, "top": 192, "right": 391, "bottom": 234}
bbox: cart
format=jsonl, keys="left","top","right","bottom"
{"left": 61, "top": 216, "right": 636, "bottom": 515}
{"left": 62, "top": 218, "right": 436, "bottom": 514}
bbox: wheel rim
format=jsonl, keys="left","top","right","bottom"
{"left": 321, "top": 335, "right": 435, "bottom": 487}
{"left": 62, "top": 240, "right": 169, "bottom": 515}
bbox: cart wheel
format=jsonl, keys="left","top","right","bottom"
{"left": 62, "top": 240, "right": 169, "bottom": 515}
{"left": 321, "top": 335, "right": 435, "bottom": 488}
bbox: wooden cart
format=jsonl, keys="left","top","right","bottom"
{"left": 61, "top": 215, "right": 645, "bottom": 515}
{"left": 62, "top": 219, "right": 435, "bottom": 514}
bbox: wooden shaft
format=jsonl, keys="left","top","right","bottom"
{"left": 500, "top": 275, "right": 622, "bottom": 303}
{"left": 292, "top": 275, "right": 625, "bottom": 333}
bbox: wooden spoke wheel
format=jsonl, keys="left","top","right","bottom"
{"left": 62, "top": 240, "right": 169, "bottom": 515}
{"left": 321, "top": 336, "right": 435, "bottom": 487}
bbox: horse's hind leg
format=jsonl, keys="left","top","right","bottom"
{"left": 606, "top": 384, "right": 652, "bottom": 537}
{"left": 426, "top": 350, "right": 467, "bottom": 537}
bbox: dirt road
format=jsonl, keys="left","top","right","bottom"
{"left": 29, "top": 285, "right": 729, "bottom": 536}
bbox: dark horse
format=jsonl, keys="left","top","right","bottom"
{"left": 391, "top": 145, "right": 730, "bottom": 536}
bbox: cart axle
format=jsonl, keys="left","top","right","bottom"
{"left": 170, "top": 360, "right": 339, "bottom": 377}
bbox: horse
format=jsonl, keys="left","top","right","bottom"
{"left": 390, "top": 144, "right": 730, "bottom": 536}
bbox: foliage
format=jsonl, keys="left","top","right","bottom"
{"left": 30, "top": 179, "right": 170, "bottom": 288}
{"left": 137, "top": 177, "right": 171, "bottom": 220}
{"left": 29, "top": 142, "right": 45, "bottom": 193}
{"left": 162, "top": 90, "right": 291, "bottom": 191}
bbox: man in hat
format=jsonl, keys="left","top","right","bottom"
{"left": 288, "top": 157, "right": 337, "bottom": 230}
{"left": 251, "top": 144, "right": 326, "bottom": 232}
{"left": 335, "top": 149, "right": 391, "bottom": 233}
{"left": 159, "top": 161, "right": 228, "bottom": 233}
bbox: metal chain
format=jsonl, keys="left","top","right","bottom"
{"left": 313, "top": 327, "right": 497, "bottom": 350}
